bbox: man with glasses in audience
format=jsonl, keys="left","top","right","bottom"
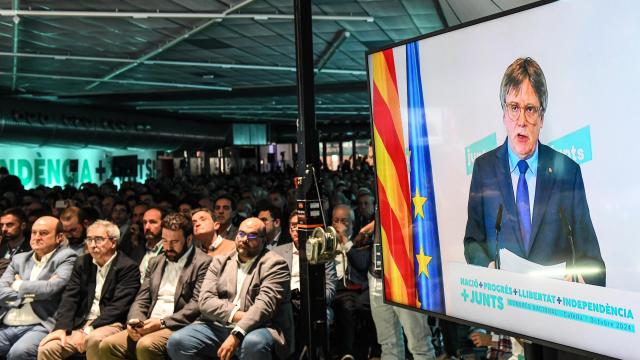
{"left": 38, "top": 220, "right": 140, "bottom": 360}
{"left": 99, "top": 213, "right": 211, "bottom": 360}
{"left": 0, "top": 216, "right": 77, "bottom": 359}
{"left": 331, "top": 204, "right": 377, "bottom": 360}
{"left": 167, "top": 217, "right": 293, "bottom": 360}
{"left": 257, "top": 205, "right": 288, "bottom": 250}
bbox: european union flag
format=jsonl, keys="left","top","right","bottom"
{"left": 407, "top": 41, "right": 445, "bottom": 312}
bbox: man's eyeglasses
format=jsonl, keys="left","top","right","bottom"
{"left": 332, "top": 218, "right": 350, "bottom": 225}
{"left": 237, "top": 231, "right": 261, "bottom": 241}
{"left": 85, "top": 236, "right": 113, "bottom": 245}
{"left": 504, "top": 102, "right": 541, "bottom": 124}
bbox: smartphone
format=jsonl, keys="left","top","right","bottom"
{"left": 127, "top": 319, "right": 144, "bottom": 328}
{"left": 55, "top": 200, "right": 69, "bottom": 209}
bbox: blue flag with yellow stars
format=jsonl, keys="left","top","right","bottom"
{"left": 407, "top": 41, "right": 445, "bottom": 312}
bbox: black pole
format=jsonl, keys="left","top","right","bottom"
{"left": 294, "top": 0, "right": 329, "bottom": 359}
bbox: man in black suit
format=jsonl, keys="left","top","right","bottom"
{"left": 99, "top": 212, "right": 211, "bottom": 360}
{"left": 257, "top": 204, "right": 289, "bottom": 250}
{"left": 0, "top": 208, "right": 31, "bottom": 276}
{"left": 464, "top": 57, "right": 605, "bottom": 360}
{"left": 463, "top": 57, "right": 605, "bottom": 286}
{"left": 38, "top": 220, "right": 140, "bottom": 360}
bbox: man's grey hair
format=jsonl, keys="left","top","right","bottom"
{"left": 87, "top": 220, "right": 120, "bottom": 241}
{"left": 500, "top": 57, "right": 548, "bottom": 114}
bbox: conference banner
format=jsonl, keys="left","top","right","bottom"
{"left": 0, "top": 145, "right": 156, "bottom": 188}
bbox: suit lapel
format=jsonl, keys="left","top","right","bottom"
{"left": 225, "top": 256, "right": 238, "bottom": 301}
{"left": 529, "top": 144, "right": 556, "bottom": 254}
{"left": 23, "top": 255, "right": 35, "bottom": 279}
{"left": 494, "top": 142, "right": 526, "bottom": 255}
{"left": 87, "top": 260, "right": 98, "bottom": 310}
{"left": 151, "top": 256, "right": 166, "bottom": 306}
{"left": 238, "top": 251, "right": 265, "bottom": 309}
{"left": 101, "top": 253, "right": 119, "bottom": 299}
{"left": 35, "top": 247, "right": 60, "bottom": 280}
{"left": 284, "top": 244, "right": 293, "bottom": 270}
{"left": 174, "top": 249, "right": 195, "bottom": 306}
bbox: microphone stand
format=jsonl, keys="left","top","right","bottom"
{"left": 494, "top": 204, "right": 503, "bottom": 270}
{"left": 560, "top": 208, "right": 577, "bottom": 282}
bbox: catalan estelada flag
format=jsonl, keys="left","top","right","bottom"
{"left": 406, "top": 42, "right": 444, "bottom": 312}
{"left": 372, "top": 48, "right": 416, "bottom": 307}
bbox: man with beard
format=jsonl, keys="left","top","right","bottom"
{"left": 37, "top": 220, "right": 140, "bottom": 360}
{"left": 136, "top": 208, "right": 165, "bottom": 282}
{"left": 257, "top": 205, "right": 288, "bottom": 250}
{"left": 167, "top": 217, "right": 293, "bottom": 360}
{"left": 0, "top": 216, "right": 77, "bottom": 359}
{"left": 191, "top": 208, "right": 235, "bottom": 257}
{"left": 0, "top": 208, "right": 31, "bottom": 276}
{"left": 99, "top": 213, "right": 211, "bottom": 360}
{"left": 60, "top": 207, "right": 90, "bottom": 255}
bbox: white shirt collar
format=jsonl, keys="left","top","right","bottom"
{"left": 93, "top": 251, "right": 118, "bottom": 272}
{"left": 32, "top": 248, "right": 56, "bottom": 266}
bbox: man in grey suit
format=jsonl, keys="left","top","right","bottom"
{"left": 99, "top": 212, "right": 212, "bottom": 360}
{"left": 0, "top": 216, "right": 78, "bottom": 360}
{"left": 167, "top": 217, "right": 293, "bottom": 360}
{"left": 272, "top": 210, "right": 338, "bottom": 358}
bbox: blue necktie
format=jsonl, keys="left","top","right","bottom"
{"left": 516, "top": 160, "right": 532, "bottom": 251}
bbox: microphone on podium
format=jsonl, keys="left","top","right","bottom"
{"left": 559, "top": 207, "right": 577, "bottom": 282}
{"left": 494, "top": 204, "right": 503, "bottom": 270}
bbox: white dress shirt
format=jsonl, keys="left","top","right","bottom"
{"left": 228, "top": 254, "right": 258, "bottom": 335}
{"left": 335, "top": 240, "right": 354, "bottom": 280}
{"left": 149, "top": 246, "right": 193, "bottom": 320}
{"left": 291, "top": 247, "right": 300, "bottom": 291}
{"left": 87, "top": 252, "right": 118, "bottom": 322}
{"left": 3, "top": 251, "right": 55, "bottom": 326}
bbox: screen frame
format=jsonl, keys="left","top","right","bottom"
{"left": 364, "top": 1, "right": 617, "bottom": 358}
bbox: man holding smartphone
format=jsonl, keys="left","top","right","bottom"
{"left": 99, "top": 212, "right": 211, "bottom": 360}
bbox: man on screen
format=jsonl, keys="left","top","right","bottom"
{"left": 463, "top": 57, "right": 605, "bottom": 286}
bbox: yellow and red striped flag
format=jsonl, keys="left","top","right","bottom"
{"left": 371, "top": 49, "right": 416, "bottom": 306}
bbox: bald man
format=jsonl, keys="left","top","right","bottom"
{"left": 167, "top": 217, "right": 294, "bottom": 360}
{"left": 0, "top": 216, "right": 78, "bottom": 359}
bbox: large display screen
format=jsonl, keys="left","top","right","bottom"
{"left": 367, "top": 0, "right": 640, "bottom": 357}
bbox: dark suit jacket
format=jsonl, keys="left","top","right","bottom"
{"left": 0, "top": 246, "right": 78, "bottom": 330}
{"left": 199, "top": 249, "right": 293, "bottom": 359}
{"left": 128, "top": 246, "right": 211, "bottom": 330}
{"left": 272, "top": 242, "right": 338, "bottom": 305}
{"left": 464, "top": 140, "right": 605, "bottom": 286}
{"left": 54, "top": 252, "right": 140, "bottom": 331}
